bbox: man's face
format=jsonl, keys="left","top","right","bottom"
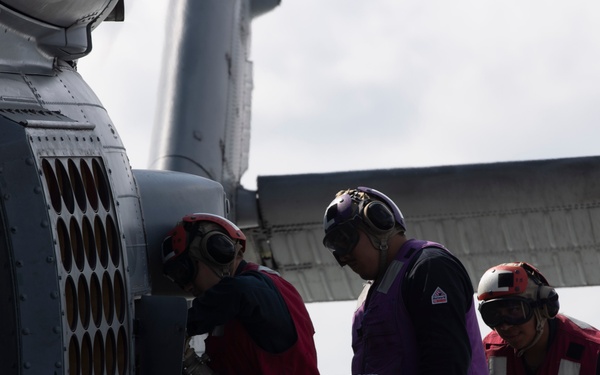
{"left": 184, "top": 260, "right": 221, "bottom": 297}
{"left": 494, "top": 316, "right": 539, "bottom": 350}
{"left": 480, "top": 298, "right": 541, "bottom": 349}
{"left": 337, "top": 229, "right": 381, "bottom": 280}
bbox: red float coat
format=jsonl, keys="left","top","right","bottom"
{"left": 204, "top": 262, "right": 319, "bottom": 375}
{"left": 483, "top": 314, "right": 600, "bottom": 374}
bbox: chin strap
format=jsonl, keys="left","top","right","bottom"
{"left": 363, "top": 226, "right": 400, "bottom": 279}
{"left": 516, "top": 309, "right": 545, "bottom": 357}
{"left": 376, "top": 242, "right": 389, "bottom": 280}
{"left": 206, "top": 264, "right": 228, "bottom": 279}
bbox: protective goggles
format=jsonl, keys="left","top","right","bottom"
{"left": 163, "top": 254, "right": 197, "bottom": 289}
{"left": 322, "top": 221, "right": 360, "bottom": 257}
{"left": 162, "top": 235, "right": 197, "bottom": 289}
{"left": 478, "top": 298, "right": 536, "bottom": 328}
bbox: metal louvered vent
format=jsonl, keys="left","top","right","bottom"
{"left": 41, "top": 156, "right": 129, "bottom": 375}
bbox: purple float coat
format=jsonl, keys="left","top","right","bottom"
{"left": 351, "top": 239, "right": 488, "bottom": 375}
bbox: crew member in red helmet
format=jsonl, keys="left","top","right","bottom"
{"left": 162, "top": 213, "right": 319, "bottom": 375}
{"left": 477, "top": 262, "right": 600, "bottom": 374}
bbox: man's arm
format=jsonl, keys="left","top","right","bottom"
{"left": 404, "top": 247, "right": 475, "bottom": 374}
{"left": 187, "top": 271, "right": 297, "bottom": 353}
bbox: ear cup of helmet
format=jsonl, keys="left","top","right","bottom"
{"left": 362, "top": 201, "right": 395, "bottom": 234}
{"left": 197, "top": 231, "right": 237, "bottom": 266}
{"left": 538, "top": 285, "right": 560, "bottom": 318}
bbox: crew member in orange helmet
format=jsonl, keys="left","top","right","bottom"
{"left": 162, "top": 213, "right": 320, "bottom": 375}
{"left": 478, "top": 262, "right": 600, "bottom": 374}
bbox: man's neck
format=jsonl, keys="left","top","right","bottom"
{"left": 385, "top": 233, "right": 408, "bottom": 263}
{"left": 521, "top": 320, "right": 549, "bottom": 372}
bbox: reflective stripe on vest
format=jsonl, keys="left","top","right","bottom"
{"left": 558, "top": 359, "right": 581, "bottom": 374}
{"left": 488, "top": 356, "right": 507, "bottom": 374}
{"left": 489, "top": 356, "right": 582, "bottom": 375}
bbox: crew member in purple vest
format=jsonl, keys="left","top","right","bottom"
{"left": 322, "top": 186, "right": 488, "bottom": 375}
{"left": 162, "top": 213, "right": 320, "bottom": 375}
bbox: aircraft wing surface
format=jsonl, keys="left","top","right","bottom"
{"left": 242, "top": 156, "right": 600, "bottom": 302}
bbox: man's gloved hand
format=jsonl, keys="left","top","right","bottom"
{"left": 182, "top": 337, "right": 218, "bottom": 375}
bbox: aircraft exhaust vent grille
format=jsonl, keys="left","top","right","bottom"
{"left": 41, "top": 156, "right": 130, "bottom": 375}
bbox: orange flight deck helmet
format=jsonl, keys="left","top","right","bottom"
{"left": 162, "top": 213, "right": 246, "bottom": 288}
{"left": 477, "top": 262, "right": 560, "bottom": 354}
{"left": 477, "top": 262, "right": 559, "bottom": 328}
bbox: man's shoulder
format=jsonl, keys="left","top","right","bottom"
{"left": 411, "top": 241, "right": 458, "bottom": 264}
{"left": 483, "top": 330, "right": 510, "bottom": 347}
{"left": 405, "top": 241, "right": 473, "bottom": 291}
{"left": 405, "top": 238, "right": 447, "bottom": 250}
{"left": 557, "top": 314, "right": 600, "bottom": 344}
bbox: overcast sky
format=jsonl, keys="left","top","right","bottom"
{"left": 78, "top": 1, "right": 600, "bottom": 373}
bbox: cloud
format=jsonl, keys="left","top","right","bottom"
{"left": 245, "top": 0, "right": 600, "bottom": 188}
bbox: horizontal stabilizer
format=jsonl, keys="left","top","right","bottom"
{"left": 245, "top": 156, "right": 600, "bottom": 302}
